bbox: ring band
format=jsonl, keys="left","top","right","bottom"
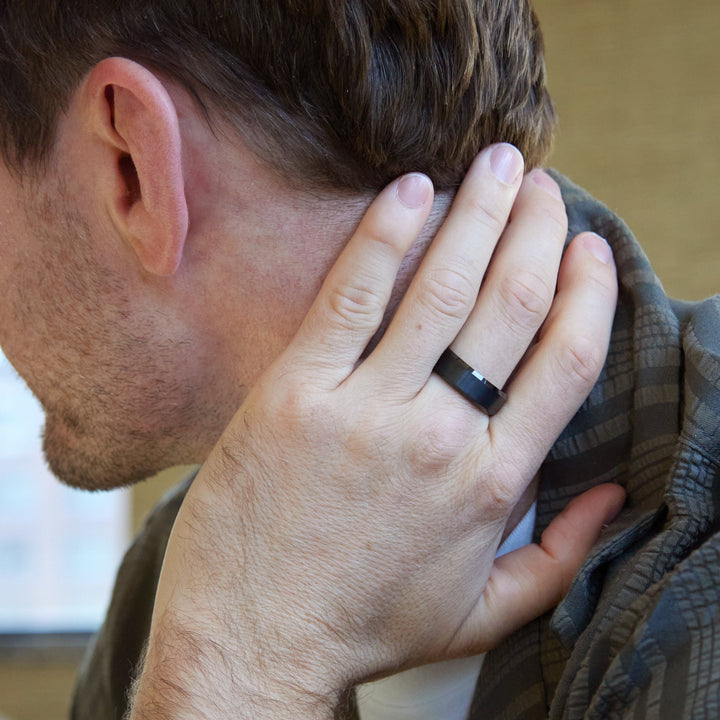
{"left": 433, "top": 349, "right": 507, "bottom": 416}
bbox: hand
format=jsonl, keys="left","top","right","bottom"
{"left": 131, "top": 145, "right": 623, "bottom": 719}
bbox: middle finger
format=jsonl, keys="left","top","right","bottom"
{"left": 448, "top": 169, "right": 568, "bottom": 390}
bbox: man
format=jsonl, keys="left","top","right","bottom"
{"left": 0, "top": 2, "right": 717, "bottom": 719}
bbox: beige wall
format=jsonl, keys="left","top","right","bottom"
{"left": 0, "top": 662, "right": 79, "bottom": 720}
{"left": 535, "top": 0, "right": 720, "bottom": 300}
{"left": 3, "top": 3, "right": 719, "bottom": 719}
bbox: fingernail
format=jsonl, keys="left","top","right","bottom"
{"left": 583, "top": 233, "right": 614, "bottom": 265}
{"left": 397, "top": 173, "right": 432, "bottom": 209}
{"left": 531, "top": 169, "right": 563, "bottom": 200}
{"left": 490, "top": 143, "right": 524, "bottom": 185}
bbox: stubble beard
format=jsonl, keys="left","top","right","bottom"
{"left": 15, "top": 175, "right": 225, "bottom": 491}
{"left": 41, "top": 407, "right": 193, "bottom": 491}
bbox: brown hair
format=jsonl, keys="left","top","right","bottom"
{"left": 0, "top": 1, "right": 556, "bottom": 191}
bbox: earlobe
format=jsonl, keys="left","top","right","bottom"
{"left": 84, "top": 57, "right": 188, "bottom": 276}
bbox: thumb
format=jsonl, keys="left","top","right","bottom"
{"left": 455, "top": 483, "right": 625, "bottom": 654}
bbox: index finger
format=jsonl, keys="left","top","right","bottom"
{"left": 364, "top": 144, "right": 524, "bottom": 396}
{"left": 289, "top": 173, "right": 434, "bottom": 387}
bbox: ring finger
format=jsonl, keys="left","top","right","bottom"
{"left": 442, "top": 169, "right": 568, "bottom": 395}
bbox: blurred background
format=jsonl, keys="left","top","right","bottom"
{"left": 1, "top": 1, "right": 719, "bottom": 718}
{"left": 537, "top": 0, "right": 720, "bottom": 301}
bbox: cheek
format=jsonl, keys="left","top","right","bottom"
{"left": 0, "top": 205, "right": 36, "bottom": 347}
{"left": 0, "top": 261, "right": 54, "bottom": 393}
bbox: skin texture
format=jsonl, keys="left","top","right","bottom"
{"left": 0, "top": 59, "right": 623, "bottom": 717}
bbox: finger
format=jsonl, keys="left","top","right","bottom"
{"left": 290, "top": 173, "right": 434, "bottom": 387}
{"left": 490, "top": 232, "right": 618, "bottom": 477}
{"left": 450, "top": 483, "right": 626, "bottom": 654}
{"left": 365, "top": 144, "right": 524, "bottom": 396}
{"left": 449, "top": 170, "right": 567, "bottom": 389}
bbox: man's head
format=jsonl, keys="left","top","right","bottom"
{"left": 0, "top": 0, "right": 556, "bottom": 489}
{"left": 0, "top": 0, "right": 554, "bottom": 189}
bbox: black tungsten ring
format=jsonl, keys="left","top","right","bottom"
{"left": 432, "top": 348, "right": 507, "bottom": 416}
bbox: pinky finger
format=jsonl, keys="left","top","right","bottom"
{"left": 490, "top": 232, "right": 618, "bottom": 475}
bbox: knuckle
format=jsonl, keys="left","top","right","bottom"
{"left": 466, "top": 194, "right": 508, "bottom": 237}
{"left": 481, "top": 475, "right": 518, "bottom": 516}
{"left": 327, "top": 278, "right": 385, "bottom": 331}
{"left": 555, "top": 334, "right": 606, "bottom": 388}
{"left": 469, "top": 453, "right": 524, "bottom": 518}
{"left": 404, "top": 412, "right": 468, "bottom": 475}
{"left": 275, "top": 383, "right": 331, "bottom": 427}
{"left": 495, "top": 269, "right": 553, "bottom": 331}
{"left": 253, "top": 372, "right": 332, "bottom": 433}
{"left": 539, "top": 526, "right": 575, "bottom": 594}
{"left": 362, "top": 225, "right": 400, "bottom": 253}
{"left": 419, "top": 266, "right": 478, "bottom": 322}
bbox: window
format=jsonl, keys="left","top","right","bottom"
{"left": 0, "top": 350, "right": 130, "bottom": 634}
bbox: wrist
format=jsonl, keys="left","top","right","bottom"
{"left": 128, "top": 609, "right": 343, "bottom": 720}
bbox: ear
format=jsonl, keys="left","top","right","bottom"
{"left": 83, "top": 57, "right": 188, "bottom": 276}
